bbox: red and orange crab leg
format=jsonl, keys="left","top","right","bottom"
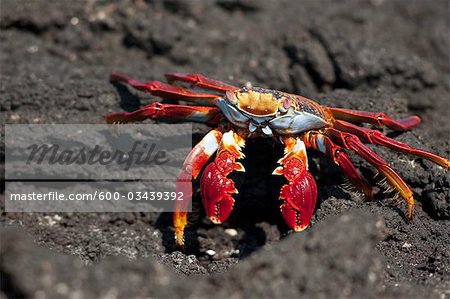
{"left": 303, "top": 132, "right": 373, "bottom": 198}
{"left": 326, "top": 108, "right": 421, "bottom": 131}
{"left": 165, "top": 73, "right": 239, "bottom": 93}
{"left": 333, "top": 120, "right": 450, "bottom": 169}
{"left": 104, "top": 102, "right": 221, "bottom": 126}
{"left": 200, "top": 130, "right": 245, "bottom": 224}
{"left": 174, "top": 129, "right": 224, "bottom": 247}
{"left": 324, "top": 128, "right": 415, "bottom": 218}
{"left": 272, "top": 137, "right": 317, "bottom": 231}
{"left": 110, "top": 72, "right": 220, "bottom": 105}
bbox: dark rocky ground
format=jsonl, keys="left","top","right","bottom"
{"left": 0, "top": 0, "right": 449, "bottom": 298}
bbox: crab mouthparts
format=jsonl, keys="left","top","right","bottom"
{"left": 248, "top": 122, "right": 273, "bottom": 136}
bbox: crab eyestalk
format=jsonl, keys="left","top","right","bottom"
{"left": 200, "top": 131, "right": 246, "bottom": 224}
{"left": 273, "top": 138, "right": 318, "bottom": 231}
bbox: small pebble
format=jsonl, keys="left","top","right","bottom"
{"left": 27, "top": 45, "right": 39, "bottom": 53}
{"left": 56, "top": 283, "right": 68, "bottom": 295}
{"left": 206, "top": 249, "right": 216, "bottom": 256}
{"left": 187, "top": 255, "right": 196, "bottom": 264}
{"left": 9, "top": 113, "right": 21, "bottom": 121}
{"left": 402, "top": 242, "right": 412, "bottom": 249}
{"left": 97, "top": 11, "right": 106, "bottom": 20}
{"left": 224, "top": 228, "right": 238, "bottom": 237}
{"left": 70, "top": 17, "right": 79, "bottom": 25}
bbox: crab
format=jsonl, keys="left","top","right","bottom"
{"left": 105, "top": 71, "right": 450, "bottom": 247}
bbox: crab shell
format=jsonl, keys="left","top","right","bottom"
{"left": 216, "top": 87, "right": 332, "bottom": 136}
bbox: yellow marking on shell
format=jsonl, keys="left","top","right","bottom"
{"left": 234, "top": 90, "right": 279, "bottom": 116}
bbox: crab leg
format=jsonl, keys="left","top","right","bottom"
{"left": 303, "top": 132, "right": 373, "bottom": 198}
{"left": 327, "top": 108, "right": 421, "bottom": 131}
{"left": 200, "top": 130, "right": 245, "bottom": 225}
{"left": 165, "top": 73, "right": 239, "bottom": 93}
{"left": 110, "top": 71, "right": 220, "bottom": 105}
{"left": 104, "top": 102, "right": 221, "bottom": 126}
{"left": 174, "top": 129, "right": 223, "bottom": 247}
{"left": 325, "top": 128, "right": 415, "bottom": 218}
{"left": 273, "top": 137, "right": 318, "bottom": 231}
{"left": 334, "top": 120, "right": 450, "bottom": 169}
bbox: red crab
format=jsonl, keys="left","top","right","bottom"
{"left": 105, "top": 71, "right": 450, "bottom": 247}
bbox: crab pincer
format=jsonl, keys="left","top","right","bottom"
{"left": 273, "top": 138, "right": 318, "bottom": 231}
{"left": 200, "top": 131, "right": 245, "bottom": 224}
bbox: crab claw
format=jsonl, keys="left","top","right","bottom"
{"left": 200, "top": 131, "right": 245, "bottom": 224}
{"left": 274, "top": 138, "right": 318, "bottom": 231}
{"left": 279, "top": 159, "right": 318, "bottom": 231}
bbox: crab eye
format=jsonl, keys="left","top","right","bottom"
{"left": 283, "top": 98, "right": 292, "bottom": 109}
{"left": 225, "top": 91, "right": 238, "bottom": 104}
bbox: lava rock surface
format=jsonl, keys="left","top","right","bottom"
{"left": 1, "top": 0, "right": 449, "bottom": 298}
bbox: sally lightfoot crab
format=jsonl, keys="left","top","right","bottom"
{"left": 105, "top": 71, "right": 450, "bottom": 247}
